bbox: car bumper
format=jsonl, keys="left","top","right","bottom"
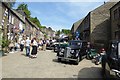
{"left": 58, "top": 56, "right": 77, "bottom": 61}
{"left": 110, "top": 69, "right": 120, "bottom": 79}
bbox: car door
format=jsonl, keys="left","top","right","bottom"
{"left": 107, "top": 42, "right": 119, "bottom": 70}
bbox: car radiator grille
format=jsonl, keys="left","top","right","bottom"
{"left": 64, "top": 47, "right": 71, "bottom": 58}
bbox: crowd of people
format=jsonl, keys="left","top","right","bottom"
{"left": 8, "top": 37, "right": 56, "bottom": 58}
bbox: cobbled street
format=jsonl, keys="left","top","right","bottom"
{"left": 2, "top": 50, "right": 103, "bottom": 78}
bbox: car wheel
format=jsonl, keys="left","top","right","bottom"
{"left": 75, "top": 57, "right": 80, "bottom": 65}
{"left": 58, "top": 58, "right": 61, "bottom": 62}
{"left": 86, "top": 54, "right": 90, "bottom": 60}
{"left": 54, "top": 47, "right": 55, "bottom": 52}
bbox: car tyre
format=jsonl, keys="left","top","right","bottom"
{"left": 58, "top": 58, "right": 61, "bottom": 62}
{"left": 86, "top": 54, "right": 90, "bottom": 60}
{"left": 75, "top": 57, "right": 80, "bottom": 65}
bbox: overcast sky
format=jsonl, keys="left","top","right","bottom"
{"left": 13, "top": 0, "right": 110, "bottom": 31}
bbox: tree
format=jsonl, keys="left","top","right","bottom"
{"left": 5, "top": 0, "right": 16, "bottom": 8}
{"left": 61, "top": 29, "right": 70, "bottom": 35}
{"left": 56, "top": 30, "right": 61, "bottom": 36}
{"left": 17, "top": 3, "right": 31, "bottom": 18}
{"left": 30, "top": 17, "right": 41, "bottom": 28}
{"left": 17, "top": 3, "right": 42, "bottom": 29}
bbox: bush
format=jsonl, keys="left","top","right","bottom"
{"left": 2, "top": 39, "right": 10, "bottom": 48}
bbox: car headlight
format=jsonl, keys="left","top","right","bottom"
{"left": 61, "top": 49, "right": 64, "bottom": 53}
{"left": 76, "top": 50, "right": 79, "bottom": 57}
{"left": 71, "top": 50, "right": 74, "bottom": 53}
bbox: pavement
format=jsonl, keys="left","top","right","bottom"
{"left": 2, "top": 49, "right": 103, "bottom": 78}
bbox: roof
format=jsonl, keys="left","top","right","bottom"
{"left": 91, "top": 2, "right": 117, "bottom": 14}
{"left": 11, "top": 9, "right": 25, "bottom": 23}
{"left": 110, "top": 1, "right": 120, "bottom": 10}
{"left": 71, "top": 18, "right": 84, "bottom": 32}
{"left": 2, "top": 2, "right": 25, "bottom": 23}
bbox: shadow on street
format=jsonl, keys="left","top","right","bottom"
{"left": 52, "top": 58, "right": 79, "bottom": 65}
{"left": 77, "top": 67, "right": 103, "bottom": 78}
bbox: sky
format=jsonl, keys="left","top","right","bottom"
{"left": 13, "top": 0, "right": 110, "bottom": 31}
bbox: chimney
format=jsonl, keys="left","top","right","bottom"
{"left": 104, "top": 1, "right": 106, "bottom": 4}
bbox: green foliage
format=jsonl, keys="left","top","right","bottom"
{"left": 44, "top": 34, "right": 47, "bottom": 39}
{"left": 2, "top": 39, "right": 10, "bottom": 48}
{"left": 17, "top": 3, "right": 31, "bottom": 18}
{"left": 61, "top": 29, "right": 71, "bottom": 35}
{"left": 40, "top": 26, "right": 46, "bottom": 28}
{"left": 56, "top": 30, "right": 61, "bottom": 36}
{"left": 30, "top": 17, "right": 41, "bottom": 28}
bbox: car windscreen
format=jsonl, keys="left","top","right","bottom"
{"left": 69, "top": 41, "right": 82, "bottom": 46}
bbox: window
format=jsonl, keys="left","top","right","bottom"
{"left": 12, "top": 16, "right": 14, "bottom": 24}
{"left": 114, "top": 9, "right": 118, "bottom": 20}
{"left": 9, "top": 14, "right": 11, "bottom": 23}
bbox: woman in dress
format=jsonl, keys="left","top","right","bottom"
{"left": 31, "top": 37, "right": 38, "bottom": 58}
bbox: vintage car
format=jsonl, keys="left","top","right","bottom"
{"left": 57, "top": 40, "right": 87, "bottom": 65}
{"left": 46, "top": 40, "right": 54, "bottom": 50}
{"left": 53, "top": 38, "right": 68, "bottom": 52}
{"left": 101, "top": 40, "right": 120, "bottom": 79}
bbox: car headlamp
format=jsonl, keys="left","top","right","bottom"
{"left": 71, "top": 50, "right": 74, "bottom": 53}
{"left": 61, "top": 49, "right": 64, "bottom": 53}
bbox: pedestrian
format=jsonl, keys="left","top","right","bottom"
{"left": 9, "top": 41, "right": 14, "bottom": 53}
{"left": 14, "top": 41, "right": 18, "bottom": 51}
{"left": 20, "top": 39, "right": 25, "bottom": 52}
{"left": 31, "top": 37, "right": 38, "bottom": 58}
{"left": 38, "top": 39, "right": 43, "bottom": 51}
{"left": 43, "top": 39, "right": 46, "bottom": 51}
{"left": 25, "top": 37, "right": 31, "bottom": 57}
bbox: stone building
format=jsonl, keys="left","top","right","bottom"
{"left": 75, "top": 2, "right": 117, "bottom": 45}
{"left": 71, "top": 19, "right": 83, "bottom": 39}
{"left": 8, "top": 9, "right": 25, "bottom": 42}
{"left": 24, "top": 18, "right": 34, "bottom": 40}
{"left": 110, "top": 1, "right": 120, "bottom": 40}
{"left": 0, "top": 2, "right": 25, "bottom": 43}
{"left": 41, "top": 27, "right": 55, "bottom": 39}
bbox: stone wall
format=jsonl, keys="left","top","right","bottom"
{"left": 90, "top": 2, "right": 117, "bottom": 44}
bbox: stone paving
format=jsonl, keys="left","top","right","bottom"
{"left": 2, "top": 49, "right": 102, "bottom": 78}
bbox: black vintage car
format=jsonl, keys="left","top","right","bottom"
{"left": 101, "top": 40, "right": 120, "bottom": 79}
{"left": 53, "top": 38, "right": 68, "bottom": 52}
{"left": 57, "top": 40, "right": 87, "bottom": 65}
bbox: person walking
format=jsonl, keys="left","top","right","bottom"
{"left": 25, "top": 37, "right": 31, "bottom": 57}
{"left": 9, "top": 41, "right": 14, "bottom": 53}
{"left": 38, "top": 39, "right": 43, "bottom": 51}
{"left": 43, "top": 39, "right": 46, "bottom": 51}
{"left": 14, "top": 41, "right": 19, "bottom": 51}
{"left": 20, "top": 39, "right": 25, "bottom": 52}
{"left": 31, "top": 37, "right": 38, "bottom": 58}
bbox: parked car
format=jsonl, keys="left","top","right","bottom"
{"left": 57, "top": 40, "right": 87, "bottom": 65}
{"left": 46, "top": 40, "right": 54, "bottom": 50}
{"left": 86, "top": 48, "right": 97, "bottom": 60}
{"left": 53, "top": 38, "right": 68, "bottom": 52}
{"left": 93, "top": 48, "right": 106, "bottom": 65}
{"left": 57, "top": 43, "right": 69, "bottom": 56}
{"left": 101, "top": 40, "right": 120, "bottom": 79}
